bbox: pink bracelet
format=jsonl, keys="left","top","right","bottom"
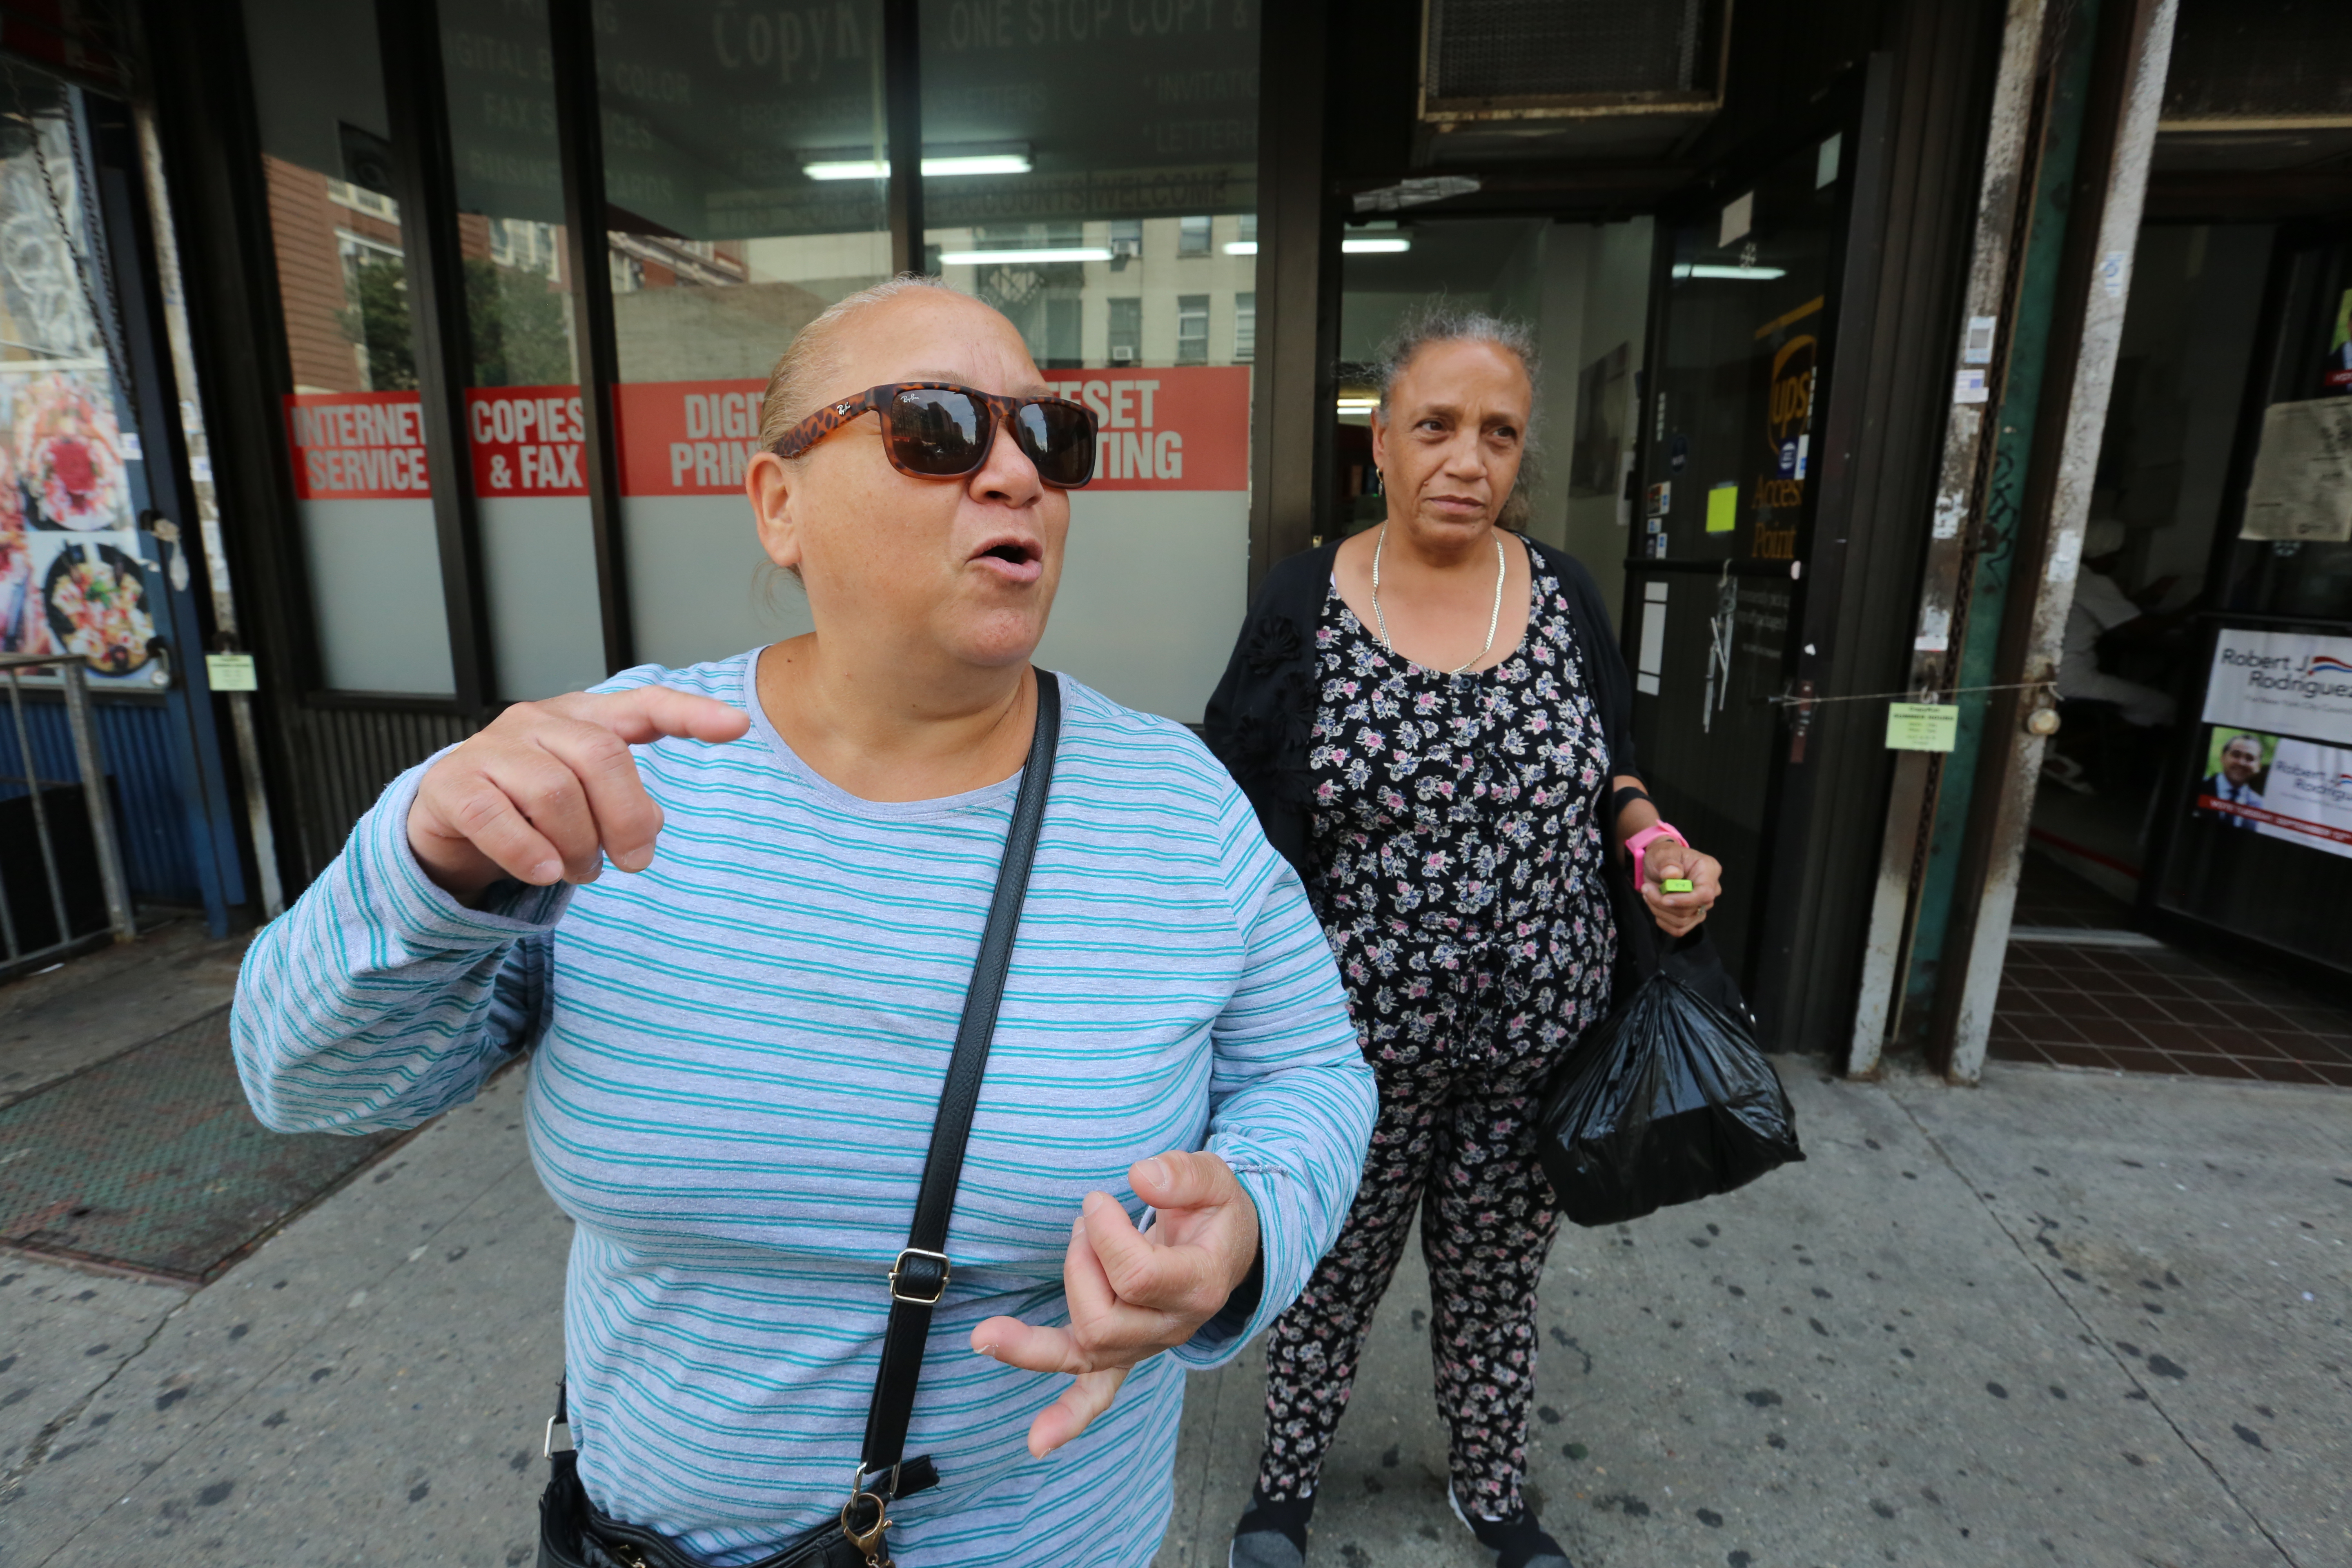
{"left": 1623, "top": 822, "right": 1688, "bottom": 869}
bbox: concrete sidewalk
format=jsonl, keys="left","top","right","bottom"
{"left": 0, "top": 1053, "right": 2344, "bottom": 1567}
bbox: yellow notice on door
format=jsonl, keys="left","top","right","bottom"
{"left": 1885, "top": 702, "right": 1958, "bottom": 752}
{"left": 1706, "top": 481, "right": 1738, "bottom": 533}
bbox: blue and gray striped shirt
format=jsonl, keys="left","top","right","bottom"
{"left": 232, "top": 654, "right": 1376, "bottom": 1567}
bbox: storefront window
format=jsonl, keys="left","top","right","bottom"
{"left": 919, "top": 0, "right": 1260, "bottom": 722}
{"left": 0, "top": 70, "right": 164, "bottom": 688}
{"left": 246, "top": 0, "right": 455, "bottom": 695}
{"left": 593, "top": 0, "right": 891, "bottom": 672}
{"left": 2152, "top": 231, "right": 2352, "bottom": 973}
{"left": 440, "top": 0, "right": 606, "bottom": 699}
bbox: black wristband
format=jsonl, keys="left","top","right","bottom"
{"left": 1610, "top": 785, "right": 1651, "bottom": 820}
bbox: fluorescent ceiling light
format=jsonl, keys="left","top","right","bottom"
{"left": 1674, "top": 263, "right": 1788, "bottom": 280}
{"left": 1224, "top": 240, "right": 1259, "bottom": 256}
{"left": 923, "top": 154, "right": 1032, "bottom": 177}
{"left": 1335, "top": 397, "right": 1379, "bottom": 412}
{"left": 1341, "top": 236, "right": 1412, "bottom": 254}
{"left": 803, "top": 152, "right": 1033, "bottom": 180}
{"left": 938, "top": 246, "right": 1112, "bottom": 265}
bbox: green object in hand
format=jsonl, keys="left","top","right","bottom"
{"left": 1663, "top": 877, "right": 1694, "bottom": 893}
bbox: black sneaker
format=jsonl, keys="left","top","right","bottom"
{"left": 1229, "top": 1486, "right": 1314, "bottom": 1568}
{"left": 1448, "top": 1484, "right": 1575, "bottom": 1568}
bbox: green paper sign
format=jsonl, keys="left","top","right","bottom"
{"left": 204, "top": 653, "right": 258, "bottom": 693}
{"left": 1886, "top": 702, "right": 1957, "bottom": 752}
{"left": 1706, "top": 480, "right": 1738, "bottom": 534}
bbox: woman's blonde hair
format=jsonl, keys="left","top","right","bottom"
{"left": 757, "top": 274, "right": 965, "bottom": 457}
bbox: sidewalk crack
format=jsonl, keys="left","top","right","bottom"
{"left": 0, "top": 1291, "right": 190, "bottom": 1505}
{"left": 1885, "top": 1087, "right": 2305, "bottom": 1568}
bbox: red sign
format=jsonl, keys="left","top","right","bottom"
{"left": 468, "top": 387, "right": 587, "bottom": 497}
{"left": 2195, "top": 795, "right": 2352, "bottom": 846}
{"left": 290, "top": 369, "right": 1252, "bottom": 502}
{"left": 614, "top": 368, "right": 1250, "bottom": 496}
{"left": 284, "top": 392, "right": 431, "bottom": 500}
{"left": 614, "top": 380, "right": 768, "bottom": 497}
{"left": 1039, "top": 367, "right": 1250, "bottom": 492}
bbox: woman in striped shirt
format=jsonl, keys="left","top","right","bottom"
{"left": 233, "top": 278, "right": 1377, "bottom": 1568}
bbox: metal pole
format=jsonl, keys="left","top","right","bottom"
{"left": 133, "top": 103, "right": 283, "bottom": 919}
{"left": 62, "top": 662, "right": 136, "bottom": 943}
{"left": 1846, "top": 0, "right": 2052, "bottom": 1078}
{"left": 0, "top": 672, "right": 19, "bottom": 962}
{"left": 11, "top": 665, "right": 74, "bottom": 945}
{"left": 548, "top": 0, "right": 634, "bottom": 678}
{"left": 882, "top": 0, "right": 924, "bottom": 276}
{"left": 1945, "top": 0, "right": 2178, "bottom": 1084}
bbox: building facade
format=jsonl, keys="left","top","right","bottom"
{"left": 9, "top": 0, "right": 2345, "bottom": 1071}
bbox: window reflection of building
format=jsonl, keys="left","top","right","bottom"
{"left": 268, "top": 157, "right": 409, "bottom": 394}
{"left": 1108, "top": 297, "right": 1141, "bottom": 365}
{"left": 1176, "top": 294, "right": 1209, "bottom": 366}
{"left": 924, "top": 216, "right": 1258, "bottom": 373}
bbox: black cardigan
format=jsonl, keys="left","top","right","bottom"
{"left": 1201, "top": 535, "right": 1639, "bottom": 888}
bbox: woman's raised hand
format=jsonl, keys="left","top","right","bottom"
{"left": 407, "top": 687, "right": 751, "bottom": 904}
{"left": 972, "top": 1150, "right": 1261, "bottom": 1458}
{"left": 1640, "top": 839, "right": 1723, "bottom": 938}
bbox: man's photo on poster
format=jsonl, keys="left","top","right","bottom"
{"left": 2198, "top": 728, "right": 2274, "bottom": 830}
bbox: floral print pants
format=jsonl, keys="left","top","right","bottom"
{"left": 1254, "top": 946, "right": 1576, "bottom": 1518}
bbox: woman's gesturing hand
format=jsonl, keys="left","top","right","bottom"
{"left": 408, "top": 687, "right": 751, "bottom": 904}
{"left": 1641, "top": 839, "right": 1723, "bottom": 938}
{"left": 973, "top": 1150, "right": 1260, "bottom": 1458}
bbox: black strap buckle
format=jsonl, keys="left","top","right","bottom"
{"left": 888, "top": 1247, "right": 950, "bottom": 1305}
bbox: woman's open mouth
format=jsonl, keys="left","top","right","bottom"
{"left": 970, "top": 536, "right": 1044, "bottom": 584}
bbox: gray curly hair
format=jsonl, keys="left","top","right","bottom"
{"left": 1370, "top": 302, "right": 1543, "bottom": 530}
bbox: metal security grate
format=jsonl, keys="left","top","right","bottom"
{"left": 1427, "top": 0, "right": 1712, "bottom": 102}
{"left": 0, "top": 1007, "right": 407, "bottom": 1282}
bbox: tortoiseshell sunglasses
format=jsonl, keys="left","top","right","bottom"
{"left": 768, "top": 381, "right": 1098, "bottom": 489}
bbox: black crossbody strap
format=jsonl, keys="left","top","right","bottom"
{"left": 858, "top": 670, "right": 1061, "bottom": 1482}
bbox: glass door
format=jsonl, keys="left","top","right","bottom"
{"left": 2145, "top": 223, "right": 2352, "bottom": 977}
{"left": 1627, "top": 122, "right": 1855, "bottom": 984}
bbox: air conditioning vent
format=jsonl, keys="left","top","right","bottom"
{"left": 1421, "top": 0, "right": 1728, "bottom": 122}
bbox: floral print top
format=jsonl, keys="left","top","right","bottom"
{"left": 1306, "top": 559, "right": 1617, "bottom": 986}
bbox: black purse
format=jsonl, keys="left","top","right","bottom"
{"left": 536, "top": 673, "right": 1063, "bottom": 1568}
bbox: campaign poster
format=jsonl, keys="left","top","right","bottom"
{"left": 2199, "top": 626, "right": 2352, "bottom": 746}
{"left": 0, "top": 368, "right": 158, "bottom": 682}
{"left": 2192, "top": 725, "right": 2352, "bottom": 861}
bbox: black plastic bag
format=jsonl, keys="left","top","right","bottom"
{"left": 1535, "top": 876, "right": 1803, "bottom": 1227}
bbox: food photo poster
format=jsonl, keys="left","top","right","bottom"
{"left": 0, "top": 366, "right": 160, "bottom": 685}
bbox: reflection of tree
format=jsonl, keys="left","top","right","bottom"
{"left": 340, "top": 257, "right": 570, "bottom": 390}
{"left": 466, "top": 259, "right": 572, "bottom": 388}
{"left": 341, "top": 256, "right": 414, "bottom": 390}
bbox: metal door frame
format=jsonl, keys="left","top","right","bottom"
{"left": 1620, "top": 64, "right": 1880, "bottom": 1018}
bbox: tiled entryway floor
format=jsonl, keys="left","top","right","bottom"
{"left": 1990, "top": 855, "right": 2352, "bottom": 1087}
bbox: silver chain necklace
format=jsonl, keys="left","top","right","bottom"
{"left": 1370, "top": 524, "right": 1507, "bottom": 675}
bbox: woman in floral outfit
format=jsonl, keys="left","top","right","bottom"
{"left": 1202, "top": 308, "right": 1723, "bottom": 1568}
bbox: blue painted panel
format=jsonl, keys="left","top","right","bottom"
{"left": 0, "top": 695, "right": 200, "bottom": 905}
